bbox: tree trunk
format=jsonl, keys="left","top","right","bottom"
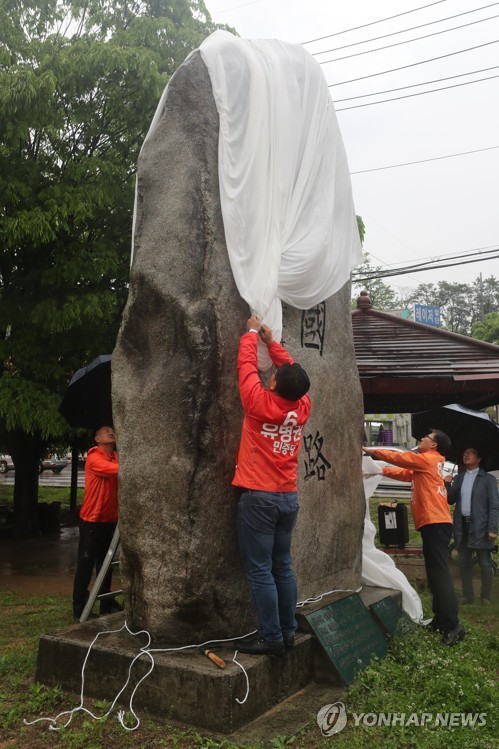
{"left": 10, "top": 431, "right": 44, "bottom": 536}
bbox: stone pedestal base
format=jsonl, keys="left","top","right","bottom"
{"left": 36, "top": 586, "right": 402, "bottom": 734}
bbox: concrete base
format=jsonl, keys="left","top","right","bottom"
{"left": 36, "top": 586, "right": 401, "bottom": 733}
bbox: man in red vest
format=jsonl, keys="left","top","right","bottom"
{"left": 233, "top": 315, "right": 311, "bottom": 656}
{"left": 364, "top": 430, "right": 464, "bottom": 646}
{"left": 72, "top": 425, "right": 120, "bottom": 619}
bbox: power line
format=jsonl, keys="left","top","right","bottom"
{"left": 335, "top": 72, "right": 499, "bottom": 111}
{"left": 360, "top": 244, "right": 499, "bottom": 272}
{"left": 301, "top": 0, "right": 449, "bottom": 45}
{"left": 334, "top": 64, "right": 499, "bottom": 103}
{"left": 354, "top": 246, "right": 499, "bottom": 276}
{"left": 355, "top": 252, "right": 499, "bottom": 280}
{"left": 329, "top": 39, "right": 499, "bottom": 86}
{"left": 312, "top": 2, "right": 499, "bottom": 56}
{"left": 318, "top": 12, "right": 499, "bottom": 65}
{"left": 354, "top": 248, "right": 499, "bottom": 277}
{"left": 350, "top": 145, "right": 499, "bottom": 174}
{"left": 353, "top": 249, "right": 499, "bottom": 281}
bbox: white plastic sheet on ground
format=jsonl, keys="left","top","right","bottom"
{"left": 200, "top": 31, "right": 363, "bottom": 367}
{"left": 362, "top": 456, "right": 423, "bottom": 621}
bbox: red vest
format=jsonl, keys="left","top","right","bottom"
{"left": 79, "top": 446, "right": 119, "bottom": 523}
{"left": 232, "top": 333, "right": 311, "bottom": 492}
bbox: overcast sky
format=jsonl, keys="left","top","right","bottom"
{"left": 203, "top": 0, "right": 499, "bottom": 296}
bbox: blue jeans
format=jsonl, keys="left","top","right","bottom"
{"left": 237, "top": 490, "right": 299, "bottom": 643}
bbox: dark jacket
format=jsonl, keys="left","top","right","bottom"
{"left": 447, "top": 468, "right": 499, "bottom": 549}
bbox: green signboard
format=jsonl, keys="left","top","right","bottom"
{"left": 304, "top": 593, "right": 388, "bottom": 686}
{"left": 370, "top": 596, "right": 417, "bottom": 637}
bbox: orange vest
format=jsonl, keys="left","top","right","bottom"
{"left": 79, "top": 446, "right": 119, "bottom": 523}
{"left": 232, "top": 333, "right": 311, "bottom": 492}
{"left": 377, "top": 448, "right": 451, "bottom": 530}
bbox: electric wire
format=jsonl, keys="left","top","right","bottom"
{"left": 329, "top": 39, "right": 499, "bottom": 86}
{"left": 335, "top": 72, "right": 499, "bottom": 110}
{"left": 356, "top": 246, "right": 499, "bottom": 281}
{"left": 311, "top": 1, "right": 499, "bottom": 56}
{"left": 349, "top": 145, "right": 499, "bottom": 174}
{"left": 353, "top": 251, "right": 499, "bottom": 281}
{"left": 317, "top": 12, "right": 499, "bottom": 65}
{"left": 334, "top": 65, "right": 499, "bottom": 103}
{"left": 353, "top": 245, "right": 499, "bottom": 274}
{"left": 301, "top": 0, "right": 449, "bottom": 45}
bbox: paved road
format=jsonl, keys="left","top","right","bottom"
{"left": 0, "top": 467, "right": 85, "bottom": 488}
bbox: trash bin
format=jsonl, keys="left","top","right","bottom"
{"left": 377, "top": 503, "right": 409, "bottom": 548}
{"left": 38, "top": 502, "right": 61, "bottom": 534}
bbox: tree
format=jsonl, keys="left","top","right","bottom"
{"left": 352, "top": 253, "right": 400, "bottom": 311}
{"left": 404, "top": 276, "right": 499, "bottom": 336}
{"left": 0, "top": 0, "right": 221, "bottom": 534}
{"left": 472, "top": 312, "right": 499, "bottom": 345}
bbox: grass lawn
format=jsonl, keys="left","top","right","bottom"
{"left": 0, "top": 488, "right": 497, "bottom": 747}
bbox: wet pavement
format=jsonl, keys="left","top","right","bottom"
{"left": 0, "top": 525, "right": 78, "bottom": 596}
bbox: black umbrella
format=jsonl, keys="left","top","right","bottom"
{"left": 412, "top": 403, "right": 499, "bottom": 471}
{"left": 59, "top": 355, "right": 112, "bottom": 429}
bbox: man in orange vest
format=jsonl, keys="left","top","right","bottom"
{"left": 364, "top": 430, "right": 464, "bottom": 646}
{"left": 72, "top": 425, "right": 120, "bottom": 619}
{"left": 234, "top": 315, "right": 311, "bottom": 656}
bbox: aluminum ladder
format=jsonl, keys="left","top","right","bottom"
{"left": 79, "top": 525, "right": 123, "bottom": 623}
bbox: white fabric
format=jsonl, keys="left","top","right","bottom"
{"left": 362, "top": 457, "right": 423, "bottom": 621}
{"left": 200, "top": 31, "right": 363, "bottom": 368}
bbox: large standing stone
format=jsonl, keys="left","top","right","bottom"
{"left": 112, "top": 50, "right": 365, "bottom": 644}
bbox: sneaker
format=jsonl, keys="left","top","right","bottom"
{"left": 283, "top": 636, "right": 295, "bottom": 649}
{"left": 237, "top": 634, "right": 285, "bottom": 657}
{"left": 442, "top": 625, "right": 466, "bottom": 647}
{"left": 481, "top": 598, "right": 491, "bottom": 606}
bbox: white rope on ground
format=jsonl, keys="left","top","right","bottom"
{"left": 24, "top": 586, "right": 363, "bottom": 732}
{"left": 232, "top": 650, "right": 250, "bottom": 705}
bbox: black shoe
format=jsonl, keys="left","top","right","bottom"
{"left": 237, "top": 634, "right": 285, "bottom": 657}
{"left": 442, "top": 625, "right": 465, "bottom": 646}
{"left": 462, "top": 598, "right": 474, "bottom": 605}
{"left": 100, "top": 601, "right": 124, "bottom": 615}
{"left": 284, "top": 636, "right": 295, "bottom": 649}
{"left": 424, "top": 619, "right": 443, "bottom": 633}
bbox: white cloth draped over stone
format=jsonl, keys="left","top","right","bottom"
{"left": 200, "top": 31, "right": 363, "bottom": 368}
{"left": 362, "top": 457, "right": 423, "bottom": 621}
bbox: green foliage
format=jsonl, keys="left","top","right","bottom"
{"left": 0, "top": 0, "right": 227, "bottom": 528}
{"left": 472, "top": 311, "right": 499, "bottom": 344}
{"left": 352, "top": 253, "right": 399, "bottom": 311}
{"left": 0, "top": 587, "right": 498, "bottom": 748}
{"left": 356, "top": 215, "right": 365, "bottom": 245}
{"left": 403, "top": 276, "right": 499, "bottom": 336}
{"left": 0, "top": 0, "right": 222, "bottom": 442}
{"left": 327, "top": 622, "right": 499, "bottom": 749}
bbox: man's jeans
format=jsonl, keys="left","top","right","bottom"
{"left": 237, "top": 490, "right": 299, "bottom": 643}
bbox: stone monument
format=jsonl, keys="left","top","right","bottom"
{"left": 112, "top": 49, "right": 365, "bottom": 644}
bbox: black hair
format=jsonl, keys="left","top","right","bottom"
{"left": 464, "top": 446, "right": 481, "bottom": 458}
{"left": 275, "top": 363, "right": 310, "bottom": 401}
{"left": 430, "top": 428, "right": 451, "bottom": 458}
